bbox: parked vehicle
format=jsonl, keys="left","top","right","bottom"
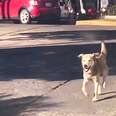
{"left": 81, "top": 0, "right": 99, "bottom": 19}
{"left": 59, "top": 0, "right": 99, "bottom": 22}
{"left": 59, "top": 0, "right": 76, "bottom": 24}
{"left": 0, "top": 0, "right": 60, "bottom": 24}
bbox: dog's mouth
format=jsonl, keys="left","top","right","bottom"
{"left": 83, "top": 65, "right": 91, "bottom": 72}
{"left": 84, "top": 64, "right": 89, "bottom": 69}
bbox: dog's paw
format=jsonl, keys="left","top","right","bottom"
{"left": 82, "top": 91, "right": 89, "bottom": 97}
{"left": 83, "top": 92, "right": 89, "bottom": 97}
{"left": 82, "top": 88, "right": 88, "bottom": 97}
{"left": 103, "top": 82, "right": 106, "bottom": 89}
{"left": 92, "top": 97, "right": 98, "bottom": 102}
{"left": 98, "top": 92, "right": 102, "bottom": 95}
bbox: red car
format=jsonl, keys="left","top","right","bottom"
{"left": 0, "top": 0, "right": 60, "bottom": 24}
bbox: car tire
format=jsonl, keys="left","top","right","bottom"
{"left": 19, "top": 9, "right": 31, "bottom": 24}
{"left": 67, "top": 13, "right": 76, "bottom": 24}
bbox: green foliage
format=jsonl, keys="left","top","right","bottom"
{"left": 107, "top": 5, "right": 116, "bottom": 15}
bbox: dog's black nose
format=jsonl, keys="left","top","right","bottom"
{"left": 84, "top": 64, "right": 88, "bottom": 69}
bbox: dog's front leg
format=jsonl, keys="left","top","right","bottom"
{"left": 92, "top": 79, "right": 99, "bottom": 102}
{"left": 82, "top": 79, "right": 89, "bottom": 97}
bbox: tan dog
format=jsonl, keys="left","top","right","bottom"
{"left": 78, "top": 42, "right": 108, "bottom": 102}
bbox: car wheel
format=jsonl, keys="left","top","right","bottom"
{"left": 19, "top": 9, "right": 31, "bottom": 24}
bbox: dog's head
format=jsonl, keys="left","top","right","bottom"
{"left": 78, "top": 53, "right": 100, "bottom": 72}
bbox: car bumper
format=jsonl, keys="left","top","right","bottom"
{"left": 29, "top": 6, "right": 60, "bottom": 20}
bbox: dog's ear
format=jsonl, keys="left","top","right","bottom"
{"left": 78, "top": 54, "right": 83, "bottom": 58}
{"left": 93, "top": 53, "right": 100, "bottom": 59}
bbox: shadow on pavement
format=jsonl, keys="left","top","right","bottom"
{"left": 96, "top": 90, "right": 116, "bottom": 102}
{"left": 3, "top": 30, "right": 116, "bottom": 41}
{"left": 100, "top": 91, "right": 116, "bottom": 95}
{"left": 0, "top": 45, "right": 81, "bottom": 81}
{"left": 0, "top": 30, "right": 116, "bottom": 41}
{"left": 0, "top": 20, "right": 71, "bottom": 25}
{"left": 97, "top": 94, "right": 116, "bottom": 102}
{"left": 0, "top": 43, "right": 115, "bottom": 81}
{"left": 0, "top": 93, "right": 60, "bottom": 116}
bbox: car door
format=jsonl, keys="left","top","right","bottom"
{"left": 0, "top": 0, "right": 7, "bottom": 19}
{"left": 0, "top": 0, "right": 2, "bottom": 18}
{"left": 0, "top": 0, "right": 15, "bottom": 19}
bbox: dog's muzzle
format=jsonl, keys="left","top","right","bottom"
{"left": 83, "top": 64, "right": 91, "bottom": 72}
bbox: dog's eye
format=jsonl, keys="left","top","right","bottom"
{"left": 82, "top": 60, "right": 86, "bottom": 62}
{"left": 88, "top": 60, "right": 91, "bottom": 62}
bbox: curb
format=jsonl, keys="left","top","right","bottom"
{"left": 104, "top": 15, "right": 116, "bottom": 20}
{"left": 76, "top": 19, "right": 116, "bottom": 26}
{"left": 76, "top": 16, "right": 116, "bottom": 26}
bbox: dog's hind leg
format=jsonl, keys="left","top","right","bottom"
{"left": 98, "top": 84, "right": 102, "bottom": 95}
{"left": 102, "top": 70, "right": 108, "bottom": 88}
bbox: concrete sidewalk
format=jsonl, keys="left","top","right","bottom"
{"left": 0, "top": 76, "right": 116, "bottom": 116}
{"left": 38, "top": 76, "right": 116, "bottom": 116}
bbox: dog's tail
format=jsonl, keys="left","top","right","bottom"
{"left": 100, "top": 41, "right": 107, "bottom": 56}
{"left": 101, "top": 41, "right": 107, "bottom": 88}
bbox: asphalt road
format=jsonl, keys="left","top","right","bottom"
{"left": 0, "top": 23, "right": 116, "bottom": 116}
{"left": 0, "top": 42, "right": 116, "bottom": 81}
{"left": 0, "top": 23, "right": 116, "bottom": 48}
{"left": 0, "top": 39, "right": 116, "bottom": 116}
{"left": 0, "top": 23, "right": 116, "bottom": 80}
